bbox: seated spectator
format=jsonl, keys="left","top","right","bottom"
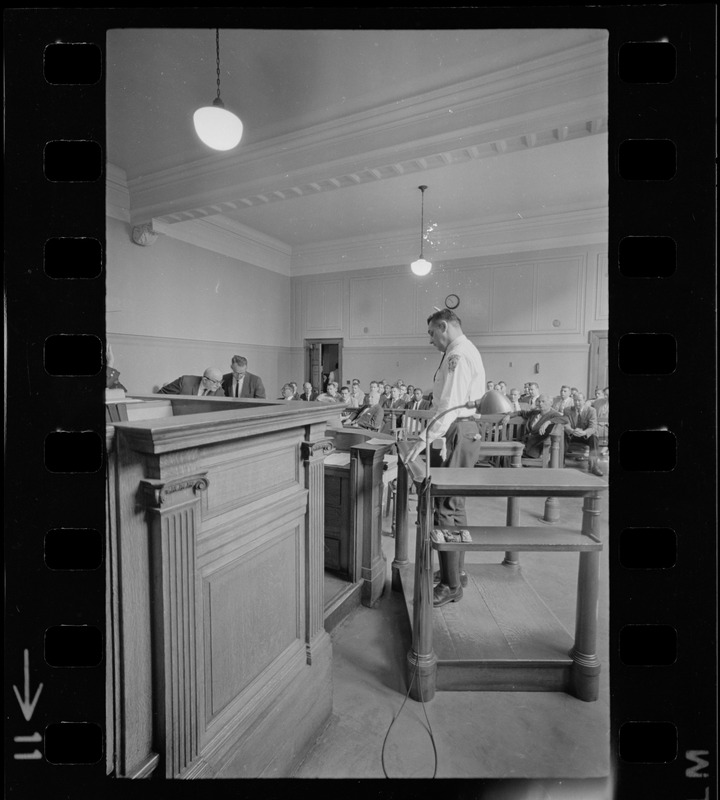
{"left": 507, "top": 388, "right": 526, "bottom": 413}
{"left": 563, "top": 392, "right": 602, "bottom": 475}
{"left": 289, "top": 381, "right": 301, "bottom": 400}
{"left": 503, "top": 393, "right": 564, "bottom": 458}
{"left": 279, "top": 383, "right": 299, "bottom": 401}
{"left": 406, "top": 386, "right": 432, "bottom": 411}
{"left": 349, "top": 382, "right": 365, "bottom": 408}
{"left": 403, "top": 384, "right": 415, "bottom": 403}
{"left": 382, "top": 386, "right": 406, "bottom": 433}
{"left": 300, "top": 381, "right": 318, "bottom": 401}
{"left": 157, "top": 368, "right": 225, "bottom": 396}
{"left": 552, "top": 385, "right": 574, "bottom": 413}
{"left": 380, "top": 383, "right": 393, "bottom": 408}
{"left": 570, "top": 387, "right": 581, "bottom": 400}
{"left": 486, "top": 380, "right": 495, "bottom": 392}
{"left": 316, "top": 382, "right": 339, "bottom": 403}
{"left": 338, "top": 385, "right": 352, "bottom": 415}
{"left": 496, "top": 380, "right": 507, "bottom": 396}
{"left": 593, "top": 387, "right": 609, "bottom": 421}
{"left": 520, "top": 382, "right": 540, "bottom": 407}
{"left": 343, "top": 390, "right": 384, "bottom": 432}
{"left": 364, "top": 380, "right": 381, "bottom": 405}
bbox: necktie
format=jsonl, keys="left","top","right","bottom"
{"left": 235, "top": 380, "right": 239, "bottom": 397}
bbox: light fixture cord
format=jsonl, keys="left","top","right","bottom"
{"left": 419, "top": 187, "right": 425, "bottom": 257}
{"left": 215, "top": 28, "right": 222, "bottom": 101}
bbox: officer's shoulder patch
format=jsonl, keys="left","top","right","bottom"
{"left": 447, "top": 354, "right": 461, "bottom": 371}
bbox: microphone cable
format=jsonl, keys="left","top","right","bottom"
{"left": 381, "top": 497, "right": 438, "bottom": 779}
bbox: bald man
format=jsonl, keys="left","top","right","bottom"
{"left": 157, "top": 367, "right": 225, "bottom": 396}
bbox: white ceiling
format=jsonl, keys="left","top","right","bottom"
{"left": 107, "top": 27, "right": 608, "bottom": 258}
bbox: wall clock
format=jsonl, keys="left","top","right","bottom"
{"left": 445, "top": 294, "right": 460, "bottom": 310}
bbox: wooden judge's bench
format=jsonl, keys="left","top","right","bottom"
{"left": 106, "top": 394, "right": 353, "bottom": 779}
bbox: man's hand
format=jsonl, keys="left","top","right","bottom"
{"left": 406, "top": 439, "right": 427, "bottom": 463}
{"left": 538, "top": 422, "right": 549, "bottom": 435}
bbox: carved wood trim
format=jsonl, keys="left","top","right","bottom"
{"left": 142, "top": 476, "right": 208, "bottom": 777}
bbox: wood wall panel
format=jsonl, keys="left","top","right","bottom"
{"left": 203, "top": 526, "right": 300, "bottom": 718}
{"left": 198, "top": 434, "right": 300, "bottom": 519}
{"left": 595, "top": 253, "right": 609, "bottom": 321}
{"left": 349, "top": 276, "right": 383, "bottom": 336}
{"left": 381, "top": 275, "right": 417, "bottom": 335}
{"left": 491, "top": 263, "right": 535, "bottom": 332}
{"left": 534, "top": 258, "right": 582, "bottom": 332}
{"left": 306, "top": 279, "right": 343, "bottom": 331}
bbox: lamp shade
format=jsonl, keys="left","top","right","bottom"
{"left": 476, "top": 390, "right": 515, "bottom": 415}
{"left": 410, "top": 257, "right": 432, "bottom": 276}
{"left": 193, "top": 99, "right": 243, "bottom": 151}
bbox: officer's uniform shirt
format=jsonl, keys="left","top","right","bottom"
{"left": 422, "top": 333, "right": 485, "bottom": 446}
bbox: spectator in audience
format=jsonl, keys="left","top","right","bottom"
{"left": 406, "top": 387, "right": 431, "bottom": 411}
{"left": 343, "top": 389, "right": 384, "bottom": 431}
{"left": 552, "top": 385, "right": 574, "bottom": 413}
{"left": 279, "top": 383, "right": 299, "bottom": 401}
{"left": 593, "top": 386, "right": 609, "bottom": 421}
{"left": 486, "top": 380, "right": 495, "bottom": 391}
{"left": 300, "top": 381, "right": 318, "bottom": 401}
{"left": 570, "top": 387, "right": 580, "bottom": 400}
{"left": 288, "top": 381, "right": 301, "bottom": 400}
{"left": 508, "top": 388, "right": 525, "bottom": 413}
{"left": 317, "top": 382, "right": 340, "bottom": 403}
{"left": 364, "top": 380, "right": 380, "bottom": 404}
{"left": 222, "top": 355, "right": 266, "bottom": 398}
{"left": 382, "top": 385, "right": 406, "bottom": 433}
{"left": 403, "top": 384, "right": 415, "bottom": 403}
{"left": 563, "top": 392, "right": 602, "bottom": 475}
{"left": 496, "top": 380, "right": 507, "bottom": 396}
{"left": 158, "top": 367, "right": 225, "bottom": 396}
{"left": 338, "top": 386, "right": 352, "bottom": 412}
{"left": 503, "top": 393, "right": 564, "bottom": 458}
{"left": 519, "top": 382, "right": 533, "bottom": 405}
{"left": 349, "top": 382, "right": 365, "bottom": 408}
{"left": 380, "top": 383, "right": 393, "bottom": 408}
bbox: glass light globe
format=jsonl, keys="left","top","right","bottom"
{"left": 410, "top": 257, "right": 432, "bottom": 276}
{"left": 193, "top": 101, "right": 243, "bottom": 151}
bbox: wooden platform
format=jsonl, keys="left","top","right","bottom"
{"left": 396, "top": 561, "right": 574, "bottom": 693}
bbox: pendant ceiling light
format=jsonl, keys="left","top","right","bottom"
{"left": 193, "top": 28, "right": 243, "bottom": 151}
{"left": 410, "top": 185, "right": 432, "bottom": 276}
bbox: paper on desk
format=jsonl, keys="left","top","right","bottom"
{"left": 324, "top": 452, "right": 351, "bottom": 467}
{"left": 365, "top": 438, "right": 393, "bottom": 445}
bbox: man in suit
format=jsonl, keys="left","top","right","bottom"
{"left": 222, "top": 355, "right": 266, "bottom": 399}
{"left": 382, "top": 385, "right": 406, "bottom": 433}
{"left": 343, "top": 389, "right": 385, "bottom": 432}
{"left": 157, "top": 367, "right": 225, "bottom": 396}
{"left": 405, "top": 386, "right": 431, "bottom": 412}
{"left": 563, "top": 392, "right": 602, "bottom": 474}
{"left": 300, "top": 381, "right": 318, "bottom": 401}
{"left": 508, "top": 388, "right": 527, "bottom": 413}
{"left": 503, "top": 393, "right": 564, "bottom": 458}
{"left": 552, "top": 385, "right": 574, "bottom": 413}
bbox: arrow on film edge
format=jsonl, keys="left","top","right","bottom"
{"left": 13, "top": 649, "right": 43, "bottom": 722}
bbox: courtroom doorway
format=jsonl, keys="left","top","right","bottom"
{"left": 587, "top": 330, "right": 608, "bottom": 397}
{"left": 305, "top": 338, "right": 343, "bottom": 393}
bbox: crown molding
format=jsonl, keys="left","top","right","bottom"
{"left": 291, "top": 206, "right": 608, "bottom": 276}
{"left": 106, "top": 163, "right": 130, "bottom": 222}
{"left": 126, "top": 41, "right": 607, "bottom": 226}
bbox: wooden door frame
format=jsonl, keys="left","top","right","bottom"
{"left": 305, "top": 338, "right": 343, "bottom": 389}
{"left": 587, "top": 330, "right": 608, "bottom": 399}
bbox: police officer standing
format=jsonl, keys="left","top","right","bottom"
{"left": 406, "top": 308, "right": 486, "bottom": 607}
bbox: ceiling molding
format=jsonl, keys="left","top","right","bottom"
{"left": 290, "top": 206, "right": 608, "bottom": 276}
{"left": 127, "top": 42, "right": 607, "bottom": 226}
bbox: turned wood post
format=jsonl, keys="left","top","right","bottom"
{"left": 502, "top": 443, "right": 523, "bottom": 567}
{"left": 391, "top": 455, "right": 410, "bottom": 591}
{"left": 569, "top": 491, "right": 603, "bottom": 700}
{"left": 407, "top": 481, "right": 437, "bottom": 701}
{"left": 542, "top": 425, "right": 563, "bottom": 523}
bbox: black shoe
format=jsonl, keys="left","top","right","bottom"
{"left": 433, "top": 583, "right": 463, "bottom": 607}
{"left": 435, "top": 569, "right": 467, "bottom": 586}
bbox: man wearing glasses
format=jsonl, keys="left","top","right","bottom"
{"left": 157, "top": 367, "right": 225, "bottom": 396}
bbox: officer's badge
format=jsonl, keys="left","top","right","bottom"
{"left": 447, "top": 355, "right": 460, "bottom": 371}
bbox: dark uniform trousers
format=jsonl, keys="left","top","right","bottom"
{"left": 433, "top": 418, "right": 482, "bottom": 589}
